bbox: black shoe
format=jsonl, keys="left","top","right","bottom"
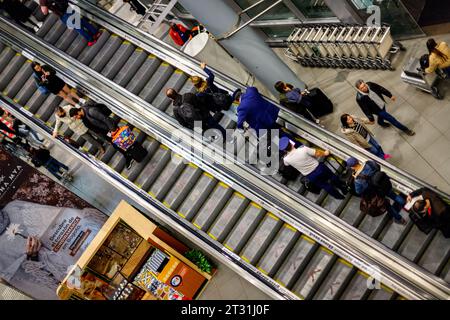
{"left": 126, "top": 158, "right": 134, "bottom": 170}
{"left": 404, "top": 129, "right": 416, "bottom": 136}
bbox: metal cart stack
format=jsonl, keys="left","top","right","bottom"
{"left": 285, "top": 24, "right": 404, "bottom": 71}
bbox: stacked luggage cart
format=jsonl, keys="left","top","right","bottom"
{"left": 285, "top": 24, "right": 405, "bottom": 70}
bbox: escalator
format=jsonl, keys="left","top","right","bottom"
{"left": 0, "top": 1, "right": 449, "bottom": 299}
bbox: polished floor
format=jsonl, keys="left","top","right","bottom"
{"left": 276, "top": 33, "right": 450, "bottom": 196}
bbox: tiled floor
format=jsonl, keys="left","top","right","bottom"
{"left": 274, "top": 33, "right": 450, "bottom": 195}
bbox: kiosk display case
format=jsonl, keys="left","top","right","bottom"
{"left": 57, "top": 201, "right": 214, "bottom": 300}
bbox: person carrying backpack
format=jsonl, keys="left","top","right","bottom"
{"left": 30, "top": 147, "right": 72, "bottom": 182}
{"left": 346, "top": 157, "right": 406, "bottom": 224}
{"left": 0, "top": 0, "right": 43, "bottom": 33}
{"left": 166, "top": 88, "right": 226, "bottom": 140}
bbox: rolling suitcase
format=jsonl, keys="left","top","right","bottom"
{"left": 306, "top": 88, "right": 333, "bottom": 117}
{"left": 128, "top": 143, "right": 148, "bottom": 163}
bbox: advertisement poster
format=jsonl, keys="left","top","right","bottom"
{"left": 0, "top": 148, "right": 108, "bottom": 300}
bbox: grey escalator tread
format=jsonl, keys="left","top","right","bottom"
{"left": 148, "top": 153, "right": 185, "bottom": 200}
{"left": 339, "top": 271, "right": 371, "bottom": 300}
{"left": 89, "top": 34, "right": 123, "bottom": 72}
{"left": 138, "top": 62, "right": 173, "bottom": 103}
{"left": 378, "top": 218, "right": 413, "bottom": 250}
{"left": 398, "top": 227, "right": 436, "bottom": 262}
{"left": 292, "top": 248, "right": 335, "bottom": 299}
{"left": 24, "top": 89, "right": 48, "bottom": 113}
{"left": 126, "top": 55, "right": 160, "bottom": 94}
{"left": 367, "top": 286, "right": 395, "bottom": 300}
{"left": 43, "top": 18, "right": 66, "bottom": 45}
{"left": 322, "top": 194, "right": 346, "bottom": 214}
{"left": 239, "top": 213, "right": 283, "bottom": 265}
{"left": 121, "top": 137, "right": 158, "bottom": 182}
{"left": 176, "top": 173, "right": 217, "bottom": 220}
{"left": 274, "top": 236, "right": 317, "bottom": 289}
{"left": 223, "top": 204, "right": 265, "bottom": 254}
{"left": 65, "top": 33, "right": 87, "bottom": 58}
{"left": 0, "top": 52, "right": 25, "bottom": 91}
{"left": 34, "top": 95, "right": 62, "bottom": 122}
{"left": 113, "top": 49, "right": 147, "bottom": 86}
{"left": 108, "top": 149, "right": 126, "bottom": 172}
{"left": 357, "top": 213, "right": 390, "bottom": 238}
{"left": 207, "top": 193, "right": 249, "bottom": 243}
{"left": 36, "top": 14, "right": 58, "bottom": 38}
{"left": 77, "top": 31, "right": 111, "bottom": 66}
{"left": 134, "top": 144, "right": 171, "bottom": 191}
{"left": 192, "top": 182, "right": 233, "bottom": 231}
{"left": 313, "top": 259, "right": 354, "bottom": 300}
{"left": 54, "top": 28, "right": 79, "bottom": 51}
{"left": 417, "top": 232, "right": 450, "bottom": 274}
{"left": 14, "top": 78, "right": 39, "bottom": 106}
{"left": 162, "top": 163, "right": 202, "bottom": 210}
{"left": 152, "top": 70, "right": 187, "bottom": 111}
{"left": 99, "top": 143, "right": 117, "bottom": 163}
{"left": 338, "top": 196, "right": 365, "bottom": 227}
{"left": 4, "top": 60, "right": 33, "bottom": 98}
{"left": 101, "top": 42, "right": 136, "bottom": 80}
{"left": 256, "top": 224, "right": 299, "bottom": 277}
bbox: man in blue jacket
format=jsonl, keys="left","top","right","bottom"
{"left": 236, "top": 87, "right": 280, "bottom": 134}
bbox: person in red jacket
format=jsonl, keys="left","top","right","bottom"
{"left": 169, "top": 22, "right": 191, "bottom": 46}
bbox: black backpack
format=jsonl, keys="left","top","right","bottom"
{"left": 177, "top": 102, "right": 202, "bottom": 129}
{"left": 49, "top": 0, "right": 69, "bottom": 15}
{"left": 212, "top": 92, "right": 232, "bottom": 111}
{"left": 420, "top": 54, "right": 430, "bottom": 70}
{"left": 359, "top": 161, "right": 392, "bottom": 196}
{"left": 360, "top": 191, "right": 388, "bottom": 217}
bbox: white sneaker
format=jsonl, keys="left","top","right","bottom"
{"left": 79, "top": 98, "right": 87, "bottom": 105}
{"left": 33, "top": 26, "right": 40, "bottom": 33}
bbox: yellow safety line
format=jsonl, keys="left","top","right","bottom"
{"left": 320, "top": 247, "right": 334, "bottom": 255}
{"left": 177, "top": 212, "right": 186, "bottom": 219}
{"left": 301, "top": 235, "right": 315, "bottom": 243}
{"left": 218, "top": 182, "right": 229, "bottom": 188}
{"left": 284, "top": 223, "right": 297, "bottom": 232}
{"left": 208, "top": 233, "right": 217, "bottom": 241}
{"left": 203, "top": 172, "right": 214, "bottom": 179}
{"left": 257, "top": 267, "right": 268, "bottom": 275}
{"left": 251, "top": 202, "right": 262, "bottom": 209}
{"left": 188, "top": 163, "right": 198, "bottom": 169}
{"left": 160, "top": 145, "right": 169, "bottom": 150}
{"left": 162, "top": 201, "right": 171, "bottom": 208}
{"left": 267, "top": 213, "right": 280, "bottom": 221}
{"left": 241, "top": 256, "right": 250, "bottom": 263}
{"left": 224, "top": 244, "right": 234, "bottom": 252}
{"left": 193, "top": 223, "right": 202, "bottom": 230}
{"left": 148, "top": 191, "right": 156, "bottom": 198}
{"left": 337, "top": 258, "right": 353, "bottom": 268}
{"left": 234, "top": 192, "right": 245, "bottom": 199}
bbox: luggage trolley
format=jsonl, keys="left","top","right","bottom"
{"left": 401, "top": 57, "right": 443, "bottom": 99}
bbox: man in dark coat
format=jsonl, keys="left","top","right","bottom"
{"left": 355, "top": 80, "right": 415, "bottom": 136}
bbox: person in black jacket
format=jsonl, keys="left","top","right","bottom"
{"left": 0, "top": 0, "right": 43, "bottom": 33}
{"left": 355, "top": 80, "right": 415, "bottom": 136}
{"left": 29, "top": 147, "right": 72, "bottom": 181}
{"left": 274, "top": 81, "right": 317, "bottom": 124}
{"left": 166, "top": 88, "right": 226, "bottom": 140}
{"left": 69, "top": 105, "right": 135, "bottom": 169}
{"left": 407, "top": 187, "right": 450, "bottom": 237}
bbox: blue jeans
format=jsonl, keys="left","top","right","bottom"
{"left": 385, "top": 190, "right": 406, "bottom": 221}
{"left": 60, "top": 14, "right": 97, "bottom": 42}
{"left": 378, "top": 107, "right": 408, "bottom": 132}
{"left": 45, "top": 158, "right": 69, "bottom": 180}
{"left": 366, "top": 136, "right": 385, "bottom": 159}
{"left": 307, "top": 163, "right": 347, "bottom": 199}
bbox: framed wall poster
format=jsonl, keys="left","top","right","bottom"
{"left": 0, "top": 148, "right": 108, "bottom": 300}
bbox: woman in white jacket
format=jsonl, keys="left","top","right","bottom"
{"left": 52, "top": 105, "right": 105, "bottom": 154}
{"left": 340, "top": 114, "right": 391, "bottom": 160}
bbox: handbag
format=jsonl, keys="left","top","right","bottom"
{"left": 111, "top": 126, "right": 136, "bottom": 151}
{"left": 360, "top": 192, "right": 388, "bottom": 217}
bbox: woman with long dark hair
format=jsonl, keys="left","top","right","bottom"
{"left": 340, "top": 113, "right": 390, "bottom": 160}
{"left": 31, "top": 62, "right": 86, "bottom": 106}
{"left": 425, "top": 38, "right": 450, "bottom": 77}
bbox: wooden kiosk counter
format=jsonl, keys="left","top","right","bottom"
{"left": 57, "top": 201, "right": 214, "bottom": 300}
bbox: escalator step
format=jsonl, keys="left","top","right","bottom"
{"left": 223, "top": 203, "right": 265, "bottom": 254}
{"left": 34, "top": 95, "right": 62, "bottom": 122}
{"left": 54, "top": 28, "right": 78, "bottom": 52}
{"left": 339, "top": 196, "right": 365, "bottom": 227}
{"left": 162, "top": 163, "right": 202, "bottom": 210}
{"left": 357, "top": 212, "right": 390, "bottom": 238}
{"left": 207, "top": 193, "right": 249, "bottom": 243}
{"left": 101, "top": 41, "right": 136, "bottom": 80}
{"left": 4, "top": 60, "right": 33, "bottom": 98}
{"left": 398, "top": 226, "right": 436, "bottom": 262}
{"left": 138, "top": 62, "right": 173, "bottom": 103}
{"left": 36, "top": 14, "right": 58, "bottom": 38}
{"left": 113, "top": 48, "right": 147, "bottom": 87}
{"left": 89, "top": 35, "right": 123, "bottom": 72}
{"left": 134, "top": 144, "right": 171, "bottom": 191}
{"left": 0, "top": 53, "right": 26, "bottom": 91}
{"left": 239, "top": 213, "right": 283, "bottom": 265}
{"left": 177, "top": 173, "right": 217, "bottom": 221}
{"left": 148, "top": 153, "right": 185, "bottom": 200}
{"left": 292, "top": 247, "right": 334, "bottom": 299}
{"left": 77, "top": 30, "right": 111, "bottom": 66}
{"left": 23, "top": 89, "right": 48, "bottom": 113}
{"left": 339, "top": 271, "right": 371, "bottom": 300}
{"left": 274, "top": 235, "right": 317, "bottom": 289}
{"left": 313, "top": 259, "right": 354, "bottom": 300}
{"left": 256, "top": 224, "right": 299, "bottom": 277}
{"left": 43, "top": 18, "right": 66, "bottom": 45}
{"left": 191, "top": 182, "right": 233, "bottom": 231}
{"left": 65, "top": 33, "right": 87, "bottom": 58}
{"left": 152, "top": 70, "right": 187, "bottom": 111}
{"left": 126, "top": 55, "right": 160, "bottom": 94}
{"left": 367, "top": 286, "right": 395, "bottom": 300}
{"left": 378, "top": 217, "right": 413, "bottom": 250}
{"left": 418, "top": 232, "right": 450, "bottom": 274}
